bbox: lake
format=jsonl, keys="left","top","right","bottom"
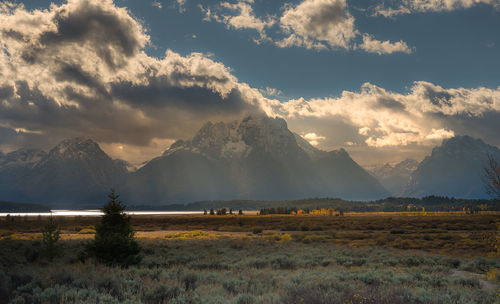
{"left": 0, "top": 210, "right": 204, "bottom": 217}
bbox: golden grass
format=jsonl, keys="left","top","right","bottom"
{"left": 1, "top": 212, "right": 498, "bottom": 256}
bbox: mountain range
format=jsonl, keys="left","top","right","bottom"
{"left": 125, "top": 116, "right": 388, "bottom": 204}
{"left": 370, "top": 159, "right": 420, "bottom": 195}
{"left": 0, "top": 116, "right": 498, "bottom": 207}
{"left": 0, "top": 138, "right": 127, "bottom": 206}
{"left": 403, "top": 136, "right": 500, "bottom": 198}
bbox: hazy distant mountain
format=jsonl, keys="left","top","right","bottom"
{"left": 0, "top": 137, "right": 127, "bottom": 205}
{"left": 3, "top": 125, "right": 497, "bottom": 206}
{"left": 0, "top": 118, "right": 390, "bottom": 206}
{"left": 0, "top": 149, "right": 48, "bottom": 203}
{"left": 403, "top": 136, "right": 500, "bottom": 198}
{"left": 126, "top": 115, "right": 389, "bottom": 204}
{"left": 0, "top": 149, "right": 46, "bottom": 169}
{"left": 371, "top": 159, "right": 419, "bottom": 195}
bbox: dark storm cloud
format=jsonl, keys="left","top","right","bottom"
{"left": 0, "top": 85, "right": 14, "bottom": 99}
{"left": 419, "top": 82, "right": 453, "bottom": 107}
{"left": 54, "top": 63, "right": 110, "bottom": 98}
{"left": 0, "top": 0, "right": 499, "bottom": 165}
{"left": 19, "top": 0, "right": 148, "bottom": 68}
{"left": 375, "top": 97, "right": 406, "bottom": 111}
{"left": 0, "top": 0, "right": 270, "bottom": 160}
{"left": 111, "top": 80, "right": 257, "bottom": 114}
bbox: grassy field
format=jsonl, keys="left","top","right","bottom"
{"left": 0, "top": 213, "right": 499, "bottom": 303}
{"left": 1, "top": 212, "right": 498, "bottom": 255}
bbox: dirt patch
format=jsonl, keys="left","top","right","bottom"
{"left": 451, "top": 270, "right": 497, "bottom": 291}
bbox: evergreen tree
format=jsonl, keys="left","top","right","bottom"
{"left": 42, "top": 214, "right": 61, "bottom": 260}
{"left": 86, "top": 190, "right": 140, "bottom": 266}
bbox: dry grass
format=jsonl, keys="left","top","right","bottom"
{"left": 1, "top": 212, "right": 498, "bottom": 256}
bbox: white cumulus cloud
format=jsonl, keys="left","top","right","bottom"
{"left": 372, "top": 0, "right": 500, "bottom": 17}
{"left": 302, "top": 132, "right": 326, "bottom": 146}
{"left": 201, "top": 0, "right": 414, "bottom": 54}
{"left": 359, "top": 34, "right": 414, "bottom": 55}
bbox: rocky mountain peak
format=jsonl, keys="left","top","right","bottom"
{"left": 164, "top": 115, "right": 299, "bottom": 161}
{"left": 433, "top": 136, "right": 490, "bottom": 157}
{"left": 394, "top": 158, "right": 419, "bottom": 172}
{"left": 46, "top": 137, "right": 108, "bottom": 161}
{"left": 0, "top": 148, "right": 47, "bottom": 168}
{"left": 403, "top": 135, "right": 500, "bottom": 198}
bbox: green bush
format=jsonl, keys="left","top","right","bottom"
{"left": 181, "top": 272, "right": 198, "bottom": 291}
{"left": 233, "top": 293, "right": 255, "bottom": 304}
{"left": 143, "top": 285, "right": 181, "bottom": 304}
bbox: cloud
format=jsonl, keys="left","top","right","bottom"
{"left": 302, "top": 132, "right": 326, "bottom": 146}
{"left": 199, "top": 0, "right": 275, "bottom": 43}
{"left": 270, "top": 81, "right": 500, "bottom": 152}
{"left": 201, "top": 0, "right": 413, "bottom": 54}
{"left": 276, "top": 0, "right": 357, "bottom": 50}
{"left": 152, "top": 1, "right": 162, "bottom": 9}
{"left": 0, "top": 0, "right": 274, "bottom": 164}
{"left": 175, "top": 0, "right": 187, "bottom": 13}
{"left": 358, "top": 34, "right": 414, "bottom": 55}
{"left": 425, "top": 128, "right": 455, "bottom": 140}
{"left": 372, "top": 0, "right": 500, "bottom": 17}
{"left": 1, "top": 0, "right": 499, "bottom": 167}
{"left": 260, "top": 87, "right": 283, "bottom": 97}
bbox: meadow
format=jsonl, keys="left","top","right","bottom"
{"left": 0, "top": 212, "right": 499, "bottom": 303}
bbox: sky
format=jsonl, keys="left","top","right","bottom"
{"left": 0, "top": 0, "right": 499, "bottom": 167}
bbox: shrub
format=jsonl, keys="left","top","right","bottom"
{"left": 96, "top": 274, "right": 122, "bottom": 299}
{"left": 0, "top": 270, "right": 10, "bottom": 303}
{"left": 143, "top": 285, "right": 181, "bottom": 304}
{"left": 78, "top": 228, "right": 96, "bottom": 234}
{"left": 281, "top": 226, "right": 299, "bottom": 231}
{"left": 271, "top": 256, "right": 296, "bottom": 269}
{"left": 252, "top": 228, "right": 263, "bottom": 234}
{"left": 222, "top": 279, "right": 245, "bottom": 294}
{"left": 233, "top": 293, "right": 255, "bottom": 304}
{"left": 451, "top": 277, "right": 480, "bottom": 288}
{"left": 280, "top": 234, "right": 292, "bottom": 243}
{"left": 181, "top": 272, "right": 198, "bottom": 291}
{"left": 390, "top": 229, "right": 408, "bottom": 234}
{"left": 247, "top": 258, "right": 269, "bottom": 269}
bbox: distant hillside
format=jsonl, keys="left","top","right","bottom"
{"left": 370, "top": 159, "right": 419, "bottom": 195}
{"left": 0, "top": 201, "right": 50, "bottom": 213}
{"left": 130, "top": 196, "right": 500, "bottom": 212}
{"left": 126, "top": 115, "right": 389, "bottom": 204}
{"left": 403, "top": 136, "right": 500, "bottom": 198}
{"left": 0, "top": 137, "right": 128, "bottom": 206}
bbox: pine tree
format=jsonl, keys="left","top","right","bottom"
{"left": 86, "top": 190, "right": 140, "bottom": 266}
{"left": 42, "top": 214, "right": 61, "bottom": 260}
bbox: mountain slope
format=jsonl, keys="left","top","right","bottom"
{"left": 0, "top": 149, "right": 48, "bottom": 203}
{"left": 127, "top": 115, "right": 388, "bottom": 203}
{"left": 371, "top": 159, "right": 419, "bottom": 195}
{"left": 0, "top": 138, "right": 127, "bottom": 205}
{"left": 0, "top": 117, "right": 390, "bottom": 206}
{"left": 403, "top": 136, "right": 500, "bottom": 198}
